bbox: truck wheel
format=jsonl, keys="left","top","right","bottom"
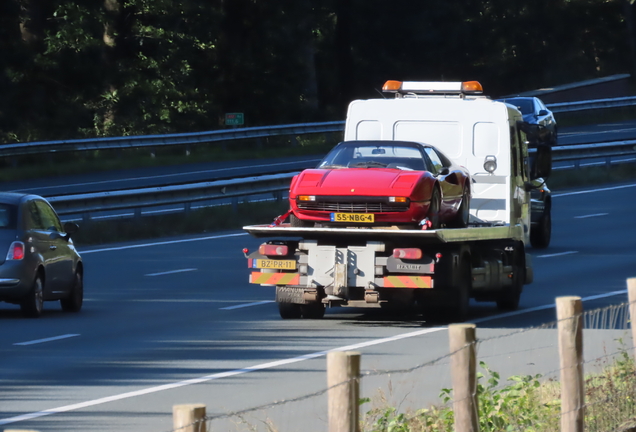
{"left": 497, "top": 245, "right": 524, "bottom": 311}
{"left": 290, "top": 214, "right": 313, "bottom": 228}
{"left": 278, "top": 302, "right": 302, "bottom": 319}
{"left": 449, "top": 258, "right": 471, "bottom": 322}
{"left": 301, "top": 302, "right": 326, "bottom": 319}
{"left": 530, "top": 209, "right": 551, "bottom": 249}
{"left": 21, "top": 275, "right": 44, "bottom": 318}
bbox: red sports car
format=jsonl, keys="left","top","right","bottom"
{"left": 288, "top": 140, "right": 472, "bottom": 229}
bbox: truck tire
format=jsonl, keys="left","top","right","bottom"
{"left": 300, "top": 302, "right": 326, "bottom": 319}
{"left": 530, "top": 208, "right": 551, "bottom": 249}
{"left": 278, "top": 302, "right": 302, "bottom": 319}
{"left": 290, "top": 214, "right": 313, "bottom": 228}
{"left": 496, "top": 244, "right": 524, "bottom": 311}
{"left": 448, "top": 258, "right": 471, "bottom": 322}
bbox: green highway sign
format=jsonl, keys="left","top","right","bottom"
{"left": 225, "top": 112, "right": 244, "bottom": 126}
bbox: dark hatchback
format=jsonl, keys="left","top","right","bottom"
{"left": 0, "top": 193, "right": 83, "bottom": 317}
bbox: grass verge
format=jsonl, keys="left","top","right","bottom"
{"left": 362, "top": 348, "right": 636, "bottom": 432}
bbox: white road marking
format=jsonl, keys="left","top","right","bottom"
{"left": 219, "top": 300, "right": 275, "bottom": 310}
{"left": 0, "top": 288, "right": 629, "bottom": 426}
{"left": 145, "top": 268, "right": 197, "bottom": 277}
{"left": 536, "top": 251, "right": 579, "bottom": 258}
{"left": 552, "top": 182, "right": 636, "bottom": 198}
{"left": 13, "top": 334, "right": 80, "bottom": 346}
{"left": 574, "top": 213, "right": 608, "bottom": 219}
{"left": 79, "top": 232, "right": 248, "bottom": 254}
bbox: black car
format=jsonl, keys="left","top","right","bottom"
{"left": 498, "top": 96, "right": 558, "bottom": 146}
{"left": 0, "top": 193, "right": 83, "bottom": 317}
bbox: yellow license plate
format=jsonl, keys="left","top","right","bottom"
{"left": 330, "top": 212, "right": 374, "bottom": 223}
{"left": 254, "top": 259, "right": 297, "bottom": 270}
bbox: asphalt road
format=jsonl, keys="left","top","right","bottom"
{"left": 2, "top": 120, "right": 636, "bottom": 198}
{"left": 0, "top": 180, "right": 635, "bottom": 431}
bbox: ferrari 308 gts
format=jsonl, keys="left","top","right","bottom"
{"left": 288, "top": 140, "right": 471, "bottom": 229}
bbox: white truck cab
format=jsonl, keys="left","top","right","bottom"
{"left": 344, "top": 80, "right": 545, "bottom": 245}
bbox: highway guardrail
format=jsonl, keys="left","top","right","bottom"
{"left": 49, "top": 141, "right": 636, "bottom": 220}
{"left": 2, "top": 96, "right": 635, "bottom": 159}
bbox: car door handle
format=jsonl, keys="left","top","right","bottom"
{"left": 50, "top": 245, "right": 57, "bottom": 250}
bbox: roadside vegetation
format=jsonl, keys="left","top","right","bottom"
{"left": 361, "top": 348, "right": 636, "bottom": 432}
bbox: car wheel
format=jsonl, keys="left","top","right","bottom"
{"left": 61, "top": 271, "right": 83, "bottom": 312}
{"left": 290, "top": 214, "right": 313, "bottom": 228}
{"left": 21, "top": 274, "right": 44, "bottom": 318}
{"left": 530, "top": 208, "right": 551, "bottom": 249}
{"left": 427, "top": 187, "right": 441, "bottom": 229}
{"left": 497, "top": 243, "right": 524, "bottom": 311}
{"left": 452, "top": 186, "right": 470, "bottom": 228}
{"left": 300, "top": 302, "right": 326, "bottom": 319}
{"left": 278, "top": 302, "right": 302, "bottom": 319}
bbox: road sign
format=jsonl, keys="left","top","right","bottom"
{"left": 225, "top": 113, "right": 244, "bottom": 126}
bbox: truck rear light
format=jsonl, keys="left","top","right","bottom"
{"left": 6, "top": 241, "right": 25, "bottom": 260}
{"left": 259, "top": 244, "right": 289, "bottom": 256}
{"left": 393, "top": 248, "right": 422, "bottom": 260}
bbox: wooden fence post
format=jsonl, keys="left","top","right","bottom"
{"left": 628, "top": 278, "right": 636, "bottom": 360}
{"left": 327, "top": 351, "right": 361, "bottom": 432}
{"left": 173, "top": 403, "right": 207, "bottom": 432}
{"left": 449, "top": 323, "right": 478, "bottom": 432}
{"left": 556, "top": 296, "right": 584, "bottom": 432}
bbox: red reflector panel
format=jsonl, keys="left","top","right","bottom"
{"left": 259, "top": 244, "right": 289, "bottom": 256}
{"left": 250, "top": 272, "right": 300, "bottom": 285}
{"left": 384, "top": 276, "right": 432, "bottom": 288}
{"left": 6, "top": 242, "right": 25, "bottom": 260}
{"left": 392, "top": 248, "right": 422, "bottom": 260}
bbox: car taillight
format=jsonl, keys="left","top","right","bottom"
{"left": 6, "top": 241, "right": 25, "bottom": 260}
{"left": 259, "top": 244, "right": 289, "bottom": 256}
{"left": 393, "top": 248, "right": 422, "bottom": 260}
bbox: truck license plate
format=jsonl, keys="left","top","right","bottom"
{"left": 330, "top": 212, "right": 374, "bottom": 223}
{"left": 253, "top": 259, "right": 296, "bottom": 270}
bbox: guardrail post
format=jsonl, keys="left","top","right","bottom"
{"left": 173, "top": 403, "right": 206, "bottom": 432}
{"left": 327, "top": 351, "right": 361, "bottom": 432}
{"left": 184, "top": 202, "right": 191, "bottom": 214}
{"left": 232, "top": 197, "right": 238, "bottom": 212}
{"left": 82, "top": 212, "right": 92, "bottom": 225}
{"left": 449, "top": 323, "right": 479, "bottom": 432}
{"left": 628, "top": 278, "right": 636, "bottom": 360}
{"left": 274, "top": 191, "right": 282, "bottom": 202}
{"left": 291, "top": 135, "right": 298, "bottom": 147}
{"left": 556, "top": 296, "right": 584, "bottom": 432}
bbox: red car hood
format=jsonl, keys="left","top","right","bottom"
{"left": 291, "top": 168, "right": 421, "bottom": 196}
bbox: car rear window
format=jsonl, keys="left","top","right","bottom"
{"left": 0, "top": 204, "right": 17, "bottom": 229}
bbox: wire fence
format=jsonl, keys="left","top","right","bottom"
{"left": 164, "top": 289, "right": 636, "bottom": 432}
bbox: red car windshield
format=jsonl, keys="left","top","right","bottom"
{"left": 317, "top": 142, "right": 426, "bottom": 171}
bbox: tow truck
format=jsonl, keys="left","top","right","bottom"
{"left": 243, "top": 81, "right": 551, "bottom": 320}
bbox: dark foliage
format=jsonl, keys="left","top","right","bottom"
{"left": 0, "top": 0, "right": 632, "bottom": 143}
